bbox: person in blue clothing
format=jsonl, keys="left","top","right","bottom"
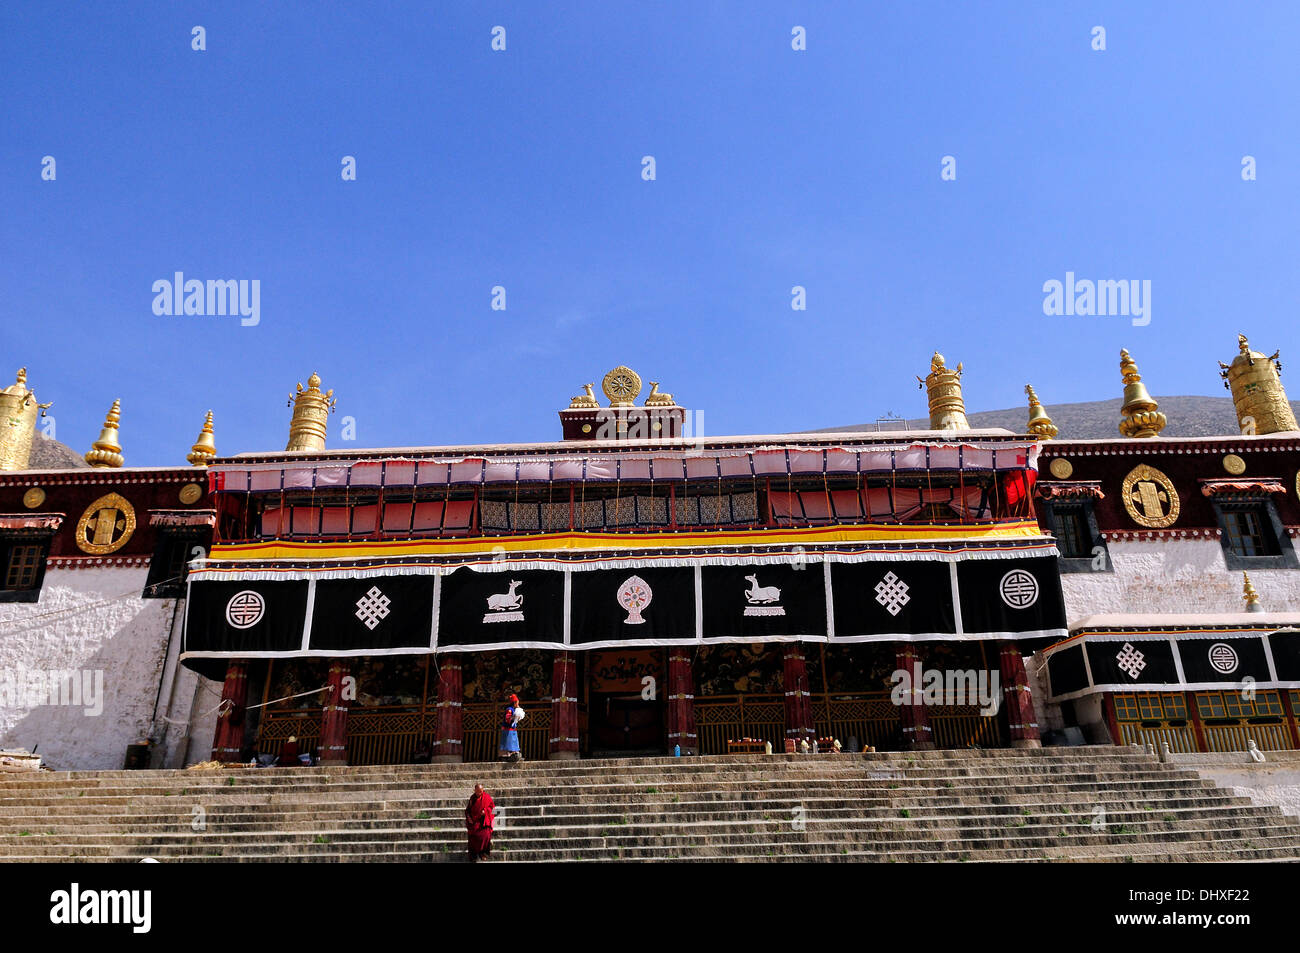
{"left": 499, "top": 693, "right": 526, "bottom": 762}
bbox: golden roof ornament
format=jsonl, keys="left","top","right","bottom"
{"left": 187, "top": 410, "right": 217, "bottom": 467}
{"left": 1242, "top": 572, "right": 1262, "bottom": 613}
{"left": 1218, "top": 333, "right": 1297, "bottom": 435}
{"left": 601, "top": 366, "right": 642, "bottom": 407}
{"left": 644, "top": 381, "right": 676, "bottom": 407}
{"left": 916, "top": 352, "right": 970, "bottom": 430}
{"left": 0, "top": 368, "right": 52, "bottom": 472}
{"left": 1118, "top": 349, "right": 1167, "bottom": 438}
{"left": 286, "top": 372, "right": 336, "bottom": 452}
{"left": 568, "top": 383, "right": 599, "bottom": 409}
{"left": 1024, "top": 384, "right": 1058, "bottom": 439}
{"left": 84, "top": 399, "right": 125, "bottom": 468}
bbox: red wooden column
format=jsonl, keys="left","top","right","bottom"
{"left": 666, "top": 650, "right": 698, "bottom": 755}
{"left": 433, "top": 653, "right": 463, "bottom": 764}
{"left": 783, "top": 645, "right": 816, "bottom": 750}
{"left": 550, "top": 651, "right": 579, "bottom": 760}
{"left": 998, "top": 643, "right": 1041, "bottom": 748}
{"left": 1278, "top": 690, "right": 1300, "bottom": 749}
{"left": 210, "top": 660, "right": 248, "bottom": 763}
{"left": 1186, "top": 691, "right": 1208, "bottom": 752}
{"left": 895, "top": 643, "right": 935, "bottom": 750}
{"left": 320, "top": 660, "right": 351, "bottom": 765}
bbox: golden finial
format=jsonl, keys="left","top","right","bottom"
{"left": 644, "top": 381, "right": 676, "bottom": 407}
{"left": 187, "top": 410, "right": 217, "bottom": 467}
{"left": 85, "top": 399, "right": 124, "bottom": 468}
{"left": 1242, "top": 572, "right": 1262, "bottom": 613}
{"left": 1025, "top": 384, "right": 1058, "bottom": 439}
{"left": 0, "top": 367, "right": 51, "bottom": 471}
{"left": 916, "top": 351, "right": 970, "bottom": 430}
{"left": 1118, "top": 349, "right": 1167, "bottom": 438}
{"left": 286, "top": 372, "right": 336, "bottom": 452}
{"left": 568, "top": 383, "right": 599, "bottom": 409}
{"left": 1218, "top": 333, "right": 1297, "bottom": 435}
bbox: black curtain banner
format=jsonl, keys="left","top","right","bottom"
{"left": 569, "top": 567, "right": 697, "bottom": 645}
{"left": 1177, "top": 635, "right": 1271, "bottom": 685}
{"left": 184, "top": 581, "right": 309, "bottom": 654}
{"left": 438, "top": 568, "right": 566, "bottom": 647}
{"left": 1085, "top": 638, "right": 1179, "bottom": 687}
{"left": 830, "top": 561, "right": 956, "bottom": 638}
{"left": 700, "top": 564, "right": 827, "bottom": 640}
{"left": 309, "top": 576, "right": 435, "bottom": 651}
{"left": 956, "top": 556, "right": 1065, "bottom": 635}
{"left": 1046, "top": 643, "right": 1089, "bottom": 696}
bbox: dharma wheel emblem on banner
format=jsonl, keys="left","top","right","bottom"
{"left": 74, "top": 492, "right": 136, "bottom": 555}
{"left": 1121, "top": 464, "right": 1180, "bottom": 528}
{"left": 617, "top": 575, "right": 653, "bottom": 624}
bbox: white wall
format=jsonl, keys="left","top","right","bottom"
{"left": 0, "top": 566, "right": 216, "bottom": 770}
{"left": 1061, "top": 539, "right": 1300, "bottom": 618}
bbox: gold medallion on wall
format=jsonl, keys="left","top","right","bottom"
{"left": 1222, "top": 454, "right": 1246, "bottom": 475}
{"left": 1048, "top": 458, "right": 1073, "bottom": 479}
{"left": 179, "top": 482, "right": 203, "bottom": 505}
{"left": 22, "top": 487, "right": 45, "bottom": 509}
{"left": 1121, "top": 464, "right": 1180, "bottom": 528}
{"left": 75, "top": 492, "right": 136, "bottom": 554}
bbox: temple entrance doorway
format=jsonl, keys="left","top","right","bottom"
{"left": 586, "top": 649, "right": 664, "bottom": 756}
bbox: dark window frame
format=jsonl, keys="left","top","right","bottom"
{"left": 1210, "top": 496, "right": 1298, "bottom": 570}
{"left": 1041, "top": 498, "right": 1110, "bottom": 574}
{"left": 0, "top": 532, "right": 54, "bottom": 603}
{"left": 143, "top": 530, "right": 207, "bottom": 599}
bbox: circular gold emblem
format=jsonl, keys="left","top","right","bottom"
{"left": 22, "top": 487, "right": 45, "bottom": 509}
{"left": 179, "top": 482, "right": 203, "bottom": 505}
{"left": 601, "top": 365, "right": 642, "bottom": 406}
{"left": 1223, "top": 454, "right": 1246, "bottom": 476}
{"left": 75, "top": 492, "right": 136, "bottom": 554}
{"left": 1048, "top": 458, "right": 1073, "bottom": 479}
{"left": 1121, "top": 464, "right": 1180, "bottom": 528}
{"left": 581, "top": 424, "right": 592, "bottom": 434}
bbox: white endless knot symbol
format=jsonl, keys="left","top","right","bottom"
{"left": 225, "top": 590, "right": 265, "bottom": 629}
{"left": 999, "top": 569, "right": 1039, "bottom": 609}
{"left": 874, "top": 572, "right": 910, "bottom": 617}
{"left": 1208, "top": 642, "right": 1239, "bottom": 675}
{"left": 1115, "top": 642, "right": 1146, "bottom": 680}
{"left": 354, "top": 586, "right": 392, "bottom": 630}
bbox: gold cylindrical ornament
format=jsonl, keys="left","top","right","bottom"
{"left": 286, "top": 372, "right": 336, "bottom": 452}
{"left": 0, "top": 369, "right": 44, "bottom": 471}
{"left": 918, "top": 352, "right": 970, "bottom": 431}
{"left": 1220, "top": 335, "right": 1298, "bottom": 436}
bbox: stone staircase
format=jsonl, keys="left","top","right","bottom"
{"left": 1, "top": 746, "right": 1299, "bottom": 862}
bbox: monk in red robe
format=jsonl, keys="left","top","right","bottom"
{"left": 465, "top": 783, "right": 496, "bottom": 862}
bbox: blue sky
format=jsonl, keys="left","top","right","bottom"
{"left": 3, "top": 2, "right": 1298, "bottom": 465}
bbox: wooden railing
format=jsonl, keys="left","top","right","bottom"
{"left": 695, "top": 694, "right": 785, "bottom": 754}
{"left": 1202, "top": 722, "right": 1293, "bottom": 753}
{"left": 463, "top": 702, "right": 552, "bottom": 762}
{"left": 1116, "top": 722, "right": 1198, "bottom": 754}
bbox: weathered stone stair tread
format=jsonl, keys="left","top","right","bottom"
{"left": 2, "top": 747, "right": 1297, "bottom": 862}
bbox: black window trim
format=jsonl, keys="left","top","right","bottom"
{"left": 1041, "top": 498, "right": 1111, "bottom": 574}
{"left": 1210, "top": 495, "right": 1298, "bottom": 570}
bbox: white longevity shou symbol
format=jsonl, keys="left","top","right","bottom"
{"left": 874, "top": 572, "right": 910, "bottom": 617}
{"left": 354, "top": 586, "right": 392, "bottom": 630}
{"left": 1115, "top": 642, "right": 1146, "bottom": 680}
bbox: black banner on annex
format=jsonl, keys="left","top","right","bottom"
{"left": 309, "top": 576, "right": 434, "bottom": 651}
{"left": 956, "top": 556, "right": 1065, "bottom": 636}
{"left": 1269, "top": 629, "right": 1300, "bottom": 681}
{"left": 1085, "top": 638, "right": 1179, "bottom": 687}
{"left": 829, "top": 561, "right": 955, "bottom": 640}
{"left": 184, "top": 581, "right": 309, "bottom": 654}
{"left": 1045, "top": 642, "right": 1089, "bottom": 696}
{"left": 570, "top": 567, "right": 696, "bottom": 646}
{"left": 700, "top": 565, "right": 826, "bottom": 640}
{"left": 438, "top": 568, "right": 565, "bottom": 648}
{"left": 1176, "top": 634, "right": 1271, "bottom": 685}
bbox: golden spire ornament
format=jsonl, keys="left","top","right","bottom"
{"left": 1118, "top": 349, "right": 1167, "bottom": 438}
{"left": 1242, "top": 572, "right": 1262, "bottom": 613}
{"left": 0, "top": 368, "right": 52, "bottom": 471}
{"left": 1024, "top": 384, "right": 1058, "bottom": 439}
{"left": 187, "top": 410, "right": 217, "bottom": 467}
{"left": 286, "top": 372, "right": 336, "bottom": 452}
{"left": 85, "top": 399, "right": 125, "bottom": 468}
{"left": 1218, "top": 334, "right": 1298, "bottom": 435}
{"left": 917, "top": 352, "right": 970, "bottom": 431}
